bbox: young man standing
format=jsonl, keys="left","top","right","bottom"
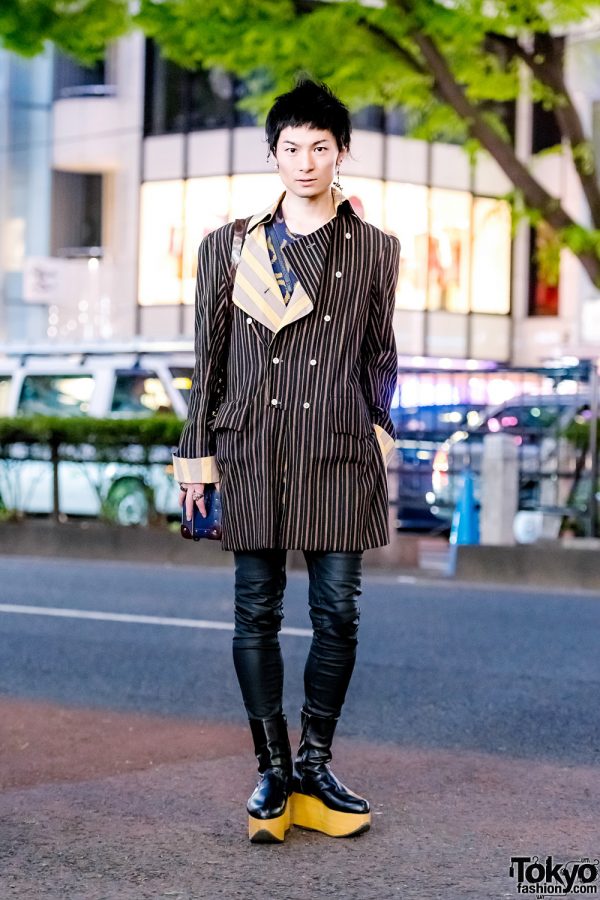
{"left": 174, "top": 79, "right": 400, "bottom": 842}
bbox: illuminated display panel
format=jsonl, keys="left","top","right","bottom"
{"left": 139, "top": 180, "right": 185, "bottom": 306}
{"left": 230, "top": 173, "right": 281, "bottom": 218}
{"left": 471, "top": 197, "right": 511, "bottom": 314}
{"left": 338, "top": 176, "right": 384, "bottom": 227}
{"left": 385, "top": 182, "right": 429, "bottom": 311}
{"left": 428, "top": 188, "right": 471, "bottom": 314}
{"left": 183, "top": 177, "right": 230, "bottom": 304}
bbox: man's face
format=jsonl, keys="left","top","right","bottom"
{"left": 274, "top": 125, "right": 346, "bottom": 198}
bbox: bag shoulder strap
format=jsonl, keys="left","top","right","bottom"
{"left": 229, "top": 216, "right": 250, "bottom": 286}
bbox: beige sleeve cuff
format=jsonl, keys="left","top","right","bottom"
{"left": 172, "top": 454, "right": 220, "bottom": 484}
{"left": 373, "top": 424, "right": 396, "bottom": 469}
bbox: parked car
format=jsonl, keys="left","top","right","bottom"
{"left": 427, "top": 394, "right": 590, "bottom": 523}
{"left": 391, "top": 403, "right": 485, "bottom": 530}
{"left": 0, "top": 342, "right": 194, "bottom": 524}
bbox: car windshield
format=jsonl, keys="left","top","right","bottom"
{"left": 479, "top": 403, "right": 566, "bottom": 435}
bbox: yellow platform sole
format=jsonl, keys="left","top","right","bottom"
{"left": 248, "top": 799, "right": 292, "bottom": 843}
{"left": 291, "top": 792, "right": 371, "bottom": 838}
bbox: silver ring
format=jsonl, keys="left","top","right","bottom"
{"left": 192, "top": 491, "right": 203, "bottom": 501}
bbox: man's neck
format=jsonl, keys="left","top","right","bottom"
{"left": 280, "top": 187, "right": 336, "bottom": 235}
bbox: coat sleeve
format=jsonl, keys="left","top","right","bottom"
{"left": 172, "top": 229, "right": 229, "bottom": 484}
{"left": 359, "top": 233, "right": 400, "bottom": 469}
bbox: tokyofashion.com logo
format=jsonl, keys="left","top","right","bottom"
{"left": 509, "top": 856, "right": 599, "bottom": 895}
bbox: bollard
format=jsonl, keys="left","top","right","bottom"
{"left": 481, "top": 433, "right": 519, "bottom": 545}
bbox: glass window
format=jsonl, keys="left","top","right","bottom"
{"left": 144, "top": 41, "right": 254, "bottom": 135}
{"left": 53, "top": 52, "right": 105, "bottom": 100}
{"left": 111, "top": 371, "right": 173, "bottom": 416}
{"left": 188, "top": 68, "right": 237, "bottom": 131}
{"left": 169, "top": 367, "right": 193, "bottom": 405}
{"left": 528, "top": 224, "right": 559, "bottom": 316}
{"left": 18, "top": 375, "right": 95, "bottom": 416}
{"left": 351, "top": 106, "right": 385, "bottom": 132}
{"left": 51, "top": 171, "right": 102, "bottom": 254}
{"left": 0, "top": 376, "right": 11, "bottom": 416}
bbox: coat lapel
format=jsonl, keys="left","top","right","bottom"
{"left": 232, "top": 187, "right": 354, "bottom": 335}
{"left": 232, "top": 222, "right": 287, "bottom": 331}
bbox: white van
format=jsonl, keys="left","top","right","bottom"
{"left": 0, "top": 341, "right": 194, "bottom": 524}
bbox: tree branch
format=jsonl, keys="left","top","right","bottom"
{"left": 354, "top": 15, "right": 428, "bottom": 77}
{"left": 488, "top": 30, "right": 600, "bottom": 229}
{"left": 391, "top": 0, "right": 600, "bottom": 286}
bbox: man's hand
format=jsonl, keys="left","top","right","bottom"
{"left": 179, "top": 481, "right": 221, "bottom": 520}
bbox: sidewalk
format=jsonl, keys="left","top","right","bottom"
{"left": 2, "top": 696, "right": 599, "bottom": 900}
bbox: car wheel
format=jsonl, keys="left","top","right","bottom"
{"left": 104, "top": 478, "right": 151, "bottom": 526}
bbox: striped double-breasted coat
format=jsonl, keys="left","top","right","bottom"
{"left": 172, "top": 186, "right": 400, "bottom": 552}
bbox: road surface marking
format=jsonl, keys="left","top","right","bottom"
{"left": 0, "top": 604, "right": 312, "bottom": 637}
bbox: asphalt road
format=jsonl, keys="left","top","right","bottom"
{"left": 1, "top": 555, "right": 599, "bottom": 900}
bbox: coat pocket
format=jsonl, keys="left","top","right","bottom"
{"left": 329, "top": 396, "right": 372, "bottom": 437}
{"left": 213, "top": 398, "right": 253, "bottom": 431}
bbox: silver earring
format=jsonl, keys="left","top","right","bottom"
{"left": 333, "top": 166, "right": 342, "bottom": 190}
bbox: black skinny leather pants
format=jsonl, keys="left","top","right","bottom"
{"left": 232, "top": 549, "right": 363, "bottom": 720}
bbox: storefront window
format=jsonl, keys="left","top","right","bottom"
{"left": 183, "top": 177, "right": 230, "bottom": 303}
{"left": 230, "top": 173, "right": 281, "bottom": 219}
{"left": 471, "top": 197, "right": 511, "bottom": 314}
{"left": 339, "top": 176, "right": 385, "bottom": 229}
{"left": 427, "top": 188, "right": 471, "bottom": 314}
{"left": 137, "top": 175, "right": 513, "bottom": 337}
{"left": 385, "top": 182, "right": 429, "bottom": 311}
{"left": 138, "top": 180, "right": 185, "bottom": 305}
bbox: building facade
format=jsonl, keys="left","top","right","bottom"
{"left": 1, "top": 30, "right": 599, "bottom": 365}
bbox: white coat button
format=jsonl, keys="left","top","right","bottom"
{"left": 303, "top": 402, "right": 310, "bottom": 409}
{"left": 271, "top": 398, "right": 278, "bottom": 406}
{"left": 335, "top": 271, "right": 342, "bottom": 278}
{"left": 310, "top": 359, "right": 317, "bottom": 366}
{"left": 345, "top": 232, "right": 351, "bottom": 239}
{"left": 246, "top": 316, "right": 253, "bottom": 324}
{"left": 272, "top": 357, "right": 280, "bottom": 364}
{"left": 324, "top": 314, "right": 331, "bottom": 321}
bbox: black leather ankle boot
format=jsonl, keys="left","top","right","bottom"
{"left": 247, "top": 712, "right": 293, "bottom": 843}
{"left": 291, "top": 707, "right": 370, "bottom": 837}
